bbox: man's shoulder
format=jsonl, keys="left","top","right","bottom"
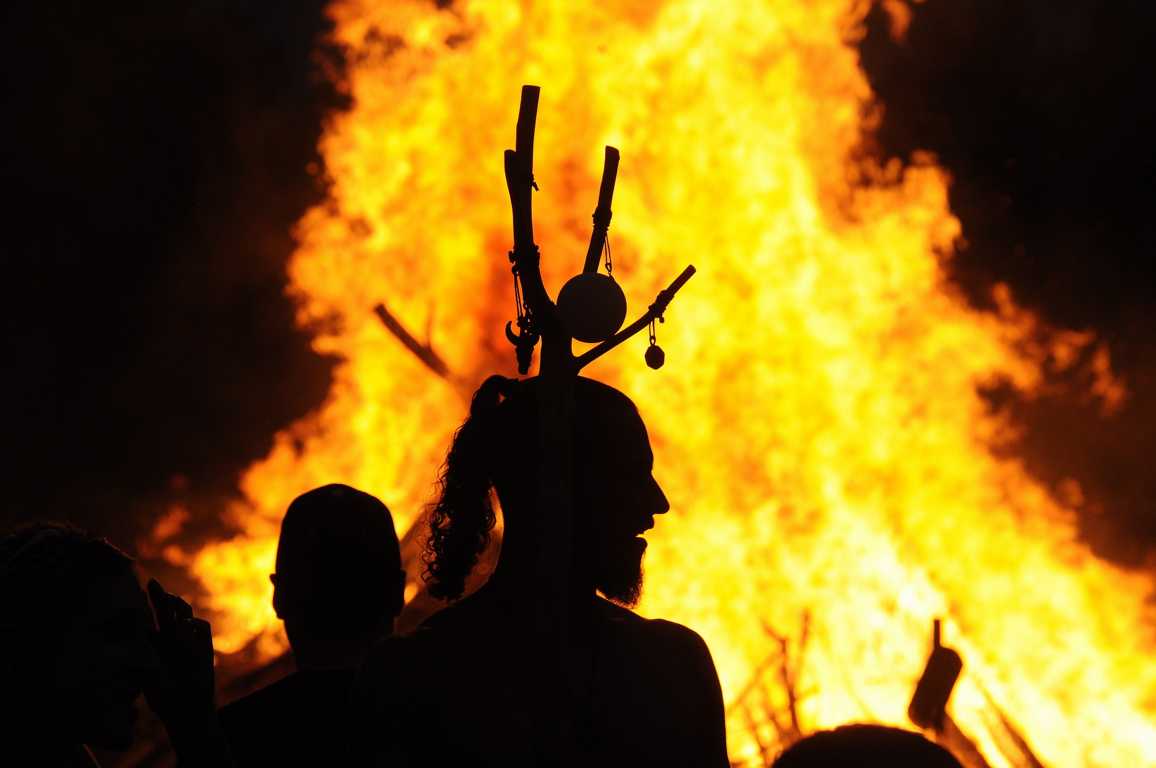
{"left": 419, "top": 590, "right": 500, "bottom": 630}
{"left": 596, "top": 599, "right": 723, "bottom": 720}
{"left": 597, "top": 598, "right": 710, "bottom": 651}
{"left": 218, "top": 672, "right": 304, "bottom": 732}
{"left": 403, "top": 592, "right": 513, "bottom": 653}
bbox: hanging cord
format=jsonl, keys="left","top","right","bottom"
{"left": 512, "top": 255, "right": 529, "bottom": 328}
{"left": 603, "top": 234, "right": 613, "bottom": 276}
{"left": 506, "top": 246, "right": 541, "bottom": 374}
{"left": 645, "top": 308, "right": 666, "bottom": 368}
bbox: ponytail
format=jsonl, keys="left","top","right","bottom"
{"left": 422, "top": 376, "right": 517, "bottom": 601}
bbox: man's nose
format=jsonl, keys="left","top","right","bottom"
{"left": 650, "top": 475, "right": 670, "bottom": 516}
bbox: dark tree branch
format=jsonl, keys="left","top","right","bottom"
{"left": 762, "top": 616, "right": 808, "bottom": 742}
{"left": 373, "top": 303, "right": 454, "bottom": 382}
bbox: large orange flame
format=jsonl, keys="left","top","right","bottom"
{"left": 182, "top": 1, "right": 1156, "bottom": 764}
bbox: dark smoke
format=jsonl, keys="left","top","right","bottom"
{"left": 0, "top": 2, "right": 339, "bottom": 547}
{"left": 861, "top": 1, "right": 1156, "bottom": 565}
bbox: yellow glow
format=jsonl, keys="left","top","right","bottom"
{"left": 182, "top": 2, "right": 1156, "bottom": 765}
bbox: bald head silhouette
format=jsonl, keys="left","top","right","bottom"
{"left": 222, "top": 485, "right": 404, "bottom": 767}
{"left": 271, "top": 484, "right": 404, "bottom": 669}
{"left": 773, "top": 724, "right": 963, "bottom": 767}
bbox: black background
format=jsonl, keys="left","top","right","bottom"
{"left": 2, "top": 1, "right": 1152, "bottom": 567}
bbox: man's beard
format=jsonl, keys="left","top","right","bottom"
{"left": 597, "top": 542, "right": 645, "bottom": 607}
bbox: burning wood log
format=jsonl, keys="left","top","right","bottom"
{"left": 980, "top": 685, "right": 1049, "bottom": 768}
{"left": 763, "top": 615, "right": 810, "bottom": 743}
{"left": 372, "top": 302, "right": 461, "bottom": 390}
{"left": 726, "top": 614, "right": 812, "bottom": 761}
{"left": 909, "top": 619, "right": 993, "bottom": 768}
{"left": 909, "top": 619, "right": 963, "bottom": 731}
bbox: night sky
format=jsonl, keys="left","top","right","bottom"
{"left": 2, "top": 2, "right": 1153, "bottom": 569}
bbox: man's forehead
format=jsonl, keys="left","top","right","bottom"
{"left": 504, "top": 379, "right": 654, "bottom": 467}
{"left": 586, "top": 414, "right": 653, "bottom": 468}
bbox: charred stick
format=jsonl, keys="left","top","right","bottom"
{"left": 504, "top": 86, "right": 553, "bottom": 374}
{"left": 574, "top": 264, "right": 696, "bottom": 370}
{"left": 741, "top": 702, "right": 773, "bottom": 766}
{"left": 909, "top": 618, "right": 963, "bottom": 732}
{"left": 725, "top": 649, "right": 782, "bottom": 717}
{"left": 978, "top": 683, "right": 1047, "bottom": 768}
{"left": 515, "top": 85, "right": 539, "bottom": 183}
{"left": 938, "top": 716, "right": 995, "bottom": 768}
{"left": 507, "top": 85, "right": 539, "bottom": 255}
{"left": 504, "top": 152, "right": 551, "bottom": 317}
{"left": 582, "top": 146, "right": 619, "bottom": 274}
{"left": 373, "top": 303, "right": 454, "bottom": 381}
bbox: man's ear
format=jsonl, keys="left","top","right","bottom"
{"left": 270, "top": 573, "right": 284, "bottom": 619}
{"left": 390, "top": 569, "right": 407, "bottom": 618}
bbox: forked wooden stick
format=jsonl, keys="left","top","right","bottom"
{"left": 504, "top": 85, "right": 694, "bottom": 377}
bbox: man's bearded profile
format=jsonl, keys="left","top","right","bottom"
{"left": 425, "top": 375, "right": 661, "bottom": 607}
{"left": 361, "top": 376, "right": 728, "bottom": 767}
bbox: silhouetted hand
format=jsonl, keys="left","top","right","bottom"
{"left": 145, "top": 578, "right": 226, "bottom": 765}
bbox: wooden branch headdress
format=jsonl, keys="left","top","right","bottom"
{"left": 503, "top": 84, "right": 695, "bottom": 377}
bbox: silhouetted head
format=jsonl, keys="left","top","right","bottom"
{"left": 773, "top": 724, "right": 963, "bottom": 767}
{"left": 271, "top": 484, "right": 404, "bottom": 668}
{"left": 424, "top": 376, "right": 669, "bottom": 604}
{"left": 0, "top": 522, "right": 160, "bottom": 751}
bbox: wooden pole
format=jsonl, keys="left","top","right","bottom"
{"left": 582, "top": 146, "right": 619, "bottom": 274}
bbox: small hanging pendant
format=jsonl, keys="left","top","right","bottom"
{"left": 645, "top": 315, "right": 665, "bottom": 369}
{"left": 645, "top": 343, "right": 665, "bottom": 369}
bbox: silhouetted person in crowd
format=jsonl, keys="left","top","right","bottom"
{"left": 363, "top": 376, "right": 728, "bottom": 766}
{"left": 220, "top": 484, "right": 404, "bottom": 767}
{"left": 0, "top": 522, "right": 224, "bottom": 767}
{"left": 773, "top": 724, "right": 963, "bottom": 767}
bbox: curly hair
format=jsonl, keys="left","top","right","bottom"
{"left": 422, "top": 375, "right": 519, "bottom": 601}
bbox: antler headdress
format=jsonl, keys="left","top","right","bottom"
{"left": 503, "top": 84, "right": 694, "bottom": 377}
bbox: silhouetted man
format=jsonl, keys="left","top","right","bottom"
{"left": 773, "top": 724, "right": 964, "bottom": 767}
{"left": 219, "top": 484, "right": 404, "bottom": 767}
{"left": 0, "top": 523, "right": 223, "bottom": 767}
{"left": 364, "top": 376, "right": 728, "bottom": 766}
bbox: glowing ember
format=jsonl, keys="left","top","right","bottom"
{"left": 184, "top": 1, "right": 1156, "bottom": 764}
